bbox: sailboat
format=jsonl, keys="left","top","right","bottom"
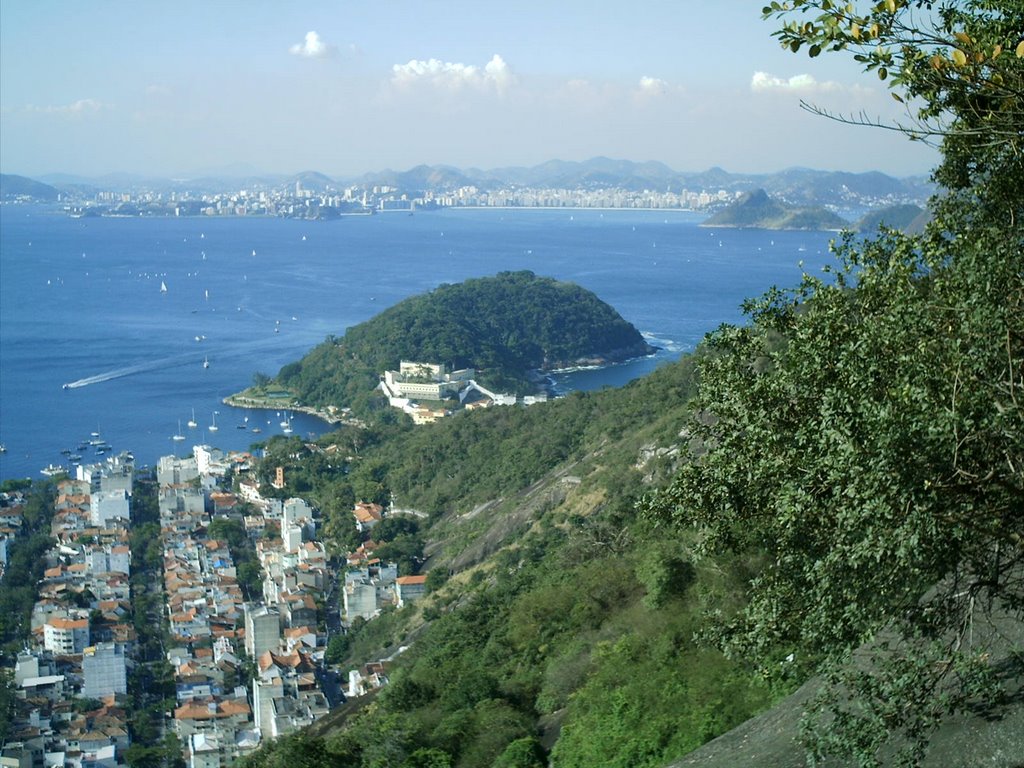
{"left": 173, "top": 421, "right": 186, "bottom": 441}
{"left": 282, "top": 416, "right": 293, "bottom": 434}
{"left": 160, "top": 280, "right": 168, "bottom": 293}
{"left": 187, "top": 409, "right": 198, "bottom": 429}
{"left": 203, "top": 356, "right": 210, "bottom": 369}
{"left": 209, "top": 411, "right": 219, "bottom": 432}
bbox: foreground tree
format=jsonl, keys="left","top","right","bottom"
{"left": 646, "top": 1, "right": 1022, "bottom": 764}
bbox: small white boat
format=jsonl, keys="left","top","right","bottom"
{"left": 41, "top": 464, "right": 66, "bottom": 476}
{"left": 173, "top": 421, "right": 186, "bottom": 441}
{"left": 188, "top": 409, "right": 198, "bottom": 429}
{"left": 203, "top": 357, "right": 210, "bottom": 369}
{"left": 209, "top": 411, "right": 219, "bottom": 432}
{"left": 160, "top": 281, "right": 168, "bottom": 293}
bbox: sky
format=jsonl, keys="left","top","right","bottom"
{"left": 0, "top": 1, "right": 940, "bottom": 180}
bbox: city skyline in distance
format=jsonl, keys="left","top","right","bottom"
{"left": 1, "top": 1, "right": 940, "bottom": 179}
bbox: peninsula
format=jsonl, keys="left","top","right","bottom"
{"left": 235, "top": 271, "right": 655, "bottom": 415}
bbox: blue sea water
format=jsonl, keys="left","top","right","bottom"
{"left": 0, "top": 206, "right": 837, "bottom": 481}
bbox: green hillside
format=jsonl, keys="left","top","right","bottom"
{"left": 702, "top": 188, "right": 848, "bottom": 230}
{"left": 238, "top": 3, "right": 1022, "bottom": 767}
{"left": 273, "top": 270, "right": 655, "bottom": 408}
{"left": 244, "top": 354, "right": 790, "bottom": 768}
{"left": 855, "top": 203, "right": 927, "bottom": 233}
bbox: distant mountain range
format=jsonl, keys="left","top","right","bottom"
{"left": 2, "top": 157, "right": 934, "bottom": 208}
{"left": 349, "top": 158, "right": 932, "bottom": 205}
{"left": 702, "top": 190, "right": 931, "bottom": 232}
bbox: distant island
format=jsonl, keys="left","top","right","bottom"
{"left": 238, "top": 271, "right": 656, "bottom": 414}
{"left": 701, "top": 188, "right": 849, "bottom": 230}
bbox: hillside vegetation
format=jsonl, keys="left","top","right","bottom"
{"left": 854, "top": 203, "right": 926, "bottom": 233}
{"left": 701, "top": 188, "right": 849, "bottom": 230}
{"left": 648, "top": 1, "right": 1024, "bottom": 764}
{"left": 241, "top": 2, "right": 1022, "bottom": 767}
{"left": 244, "top": 356, "right": 796, "bottom": 768}
{"left": 274, "top": 270, "right": 654, "bottom": 409}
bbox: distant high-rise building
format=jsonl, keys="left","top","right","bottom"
{"left": 244, "top": 604, "right": 281, "bottom": 658}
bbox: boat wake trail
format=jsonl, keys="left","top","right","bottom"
{"left": 62, "top": 337, "right": 296, "bottom": 389}
{"left": 63, "top": 354, "right": 200, "bottom": 389}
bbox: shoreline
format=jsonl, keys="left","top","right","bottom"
{"left": 221, "top": 392, "right": 346, "bottom": 426}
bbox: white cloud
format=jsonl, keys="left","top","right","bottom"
{"left": 391, "top": 54, "right": 516, "bottom": 94}
{"left": 750, "top": 71, "right": 841, "bottom": 92}
{"left": 638, "top": 76, "right": 668, "bottom": 95}
{"left": 290, "top": 31, "right": 335, "bottom": 58}
{"left": 26, "top": 98, "right": 106, "bottom": 116}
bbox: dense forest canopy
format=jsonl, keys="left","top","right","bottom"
{"left": 275, "top": 270, "right": 654, "bottom": 407}
{"left": 647, "top": 0, "right": 1023, "bottom": 764}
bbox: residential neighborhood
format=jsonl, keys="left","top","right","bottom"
{"left": 2, "top": 445, "right": 429, "bottom": 768}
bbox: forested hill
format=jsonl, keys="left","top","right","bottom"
{"left": 0, "top": 173, "right": 61, "bottom": 201}
{"left": 276, "top": 270, "right": 655, "bottom": 407}
{"left": 701, "top": 188, "right": 849, "bottom": 230}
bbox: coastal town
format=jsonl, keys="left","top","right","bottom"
{"left": 2, "top": 161, "right": 932, "bottom": 220}
{"left": 55, "top": 180, "right": 735, "bottom": 219}
{"left": 0, "top": 439, "right": 426, "bottom": 768}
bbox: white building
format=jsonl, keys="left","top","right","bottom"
{"left": 43, "top": 616, "right": 89, "bottom": 655}
{"left": 244, "top": 604, "right": 281, "bottom": 659}
{"left": 86, "top": 545, "right": 131, "bottom": 575}
{"left": 81, "top": 643, "right": 128, "bottom": 698}
{"left": 90, "top": 489, "right": 130, "bottom": 527}
{"left": 381, "top": 361, "right": 475, "bottom": 402}
{"left": 158, "top": 455, "right": 199, "bottom": 486}
{"left": 194, "top": 445, "right": 228, "bottom": 476}
{"left": 395, "top": 575, "right": 428, "bottom": 607}
{"left": 281, "top": 498, "right": 315, "bottom": 553}
{"left": 343, "top": 580, "right": 378, "bottom": 622}
{"left": 76, "top": 453, "right": 134, "bottom": 497}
